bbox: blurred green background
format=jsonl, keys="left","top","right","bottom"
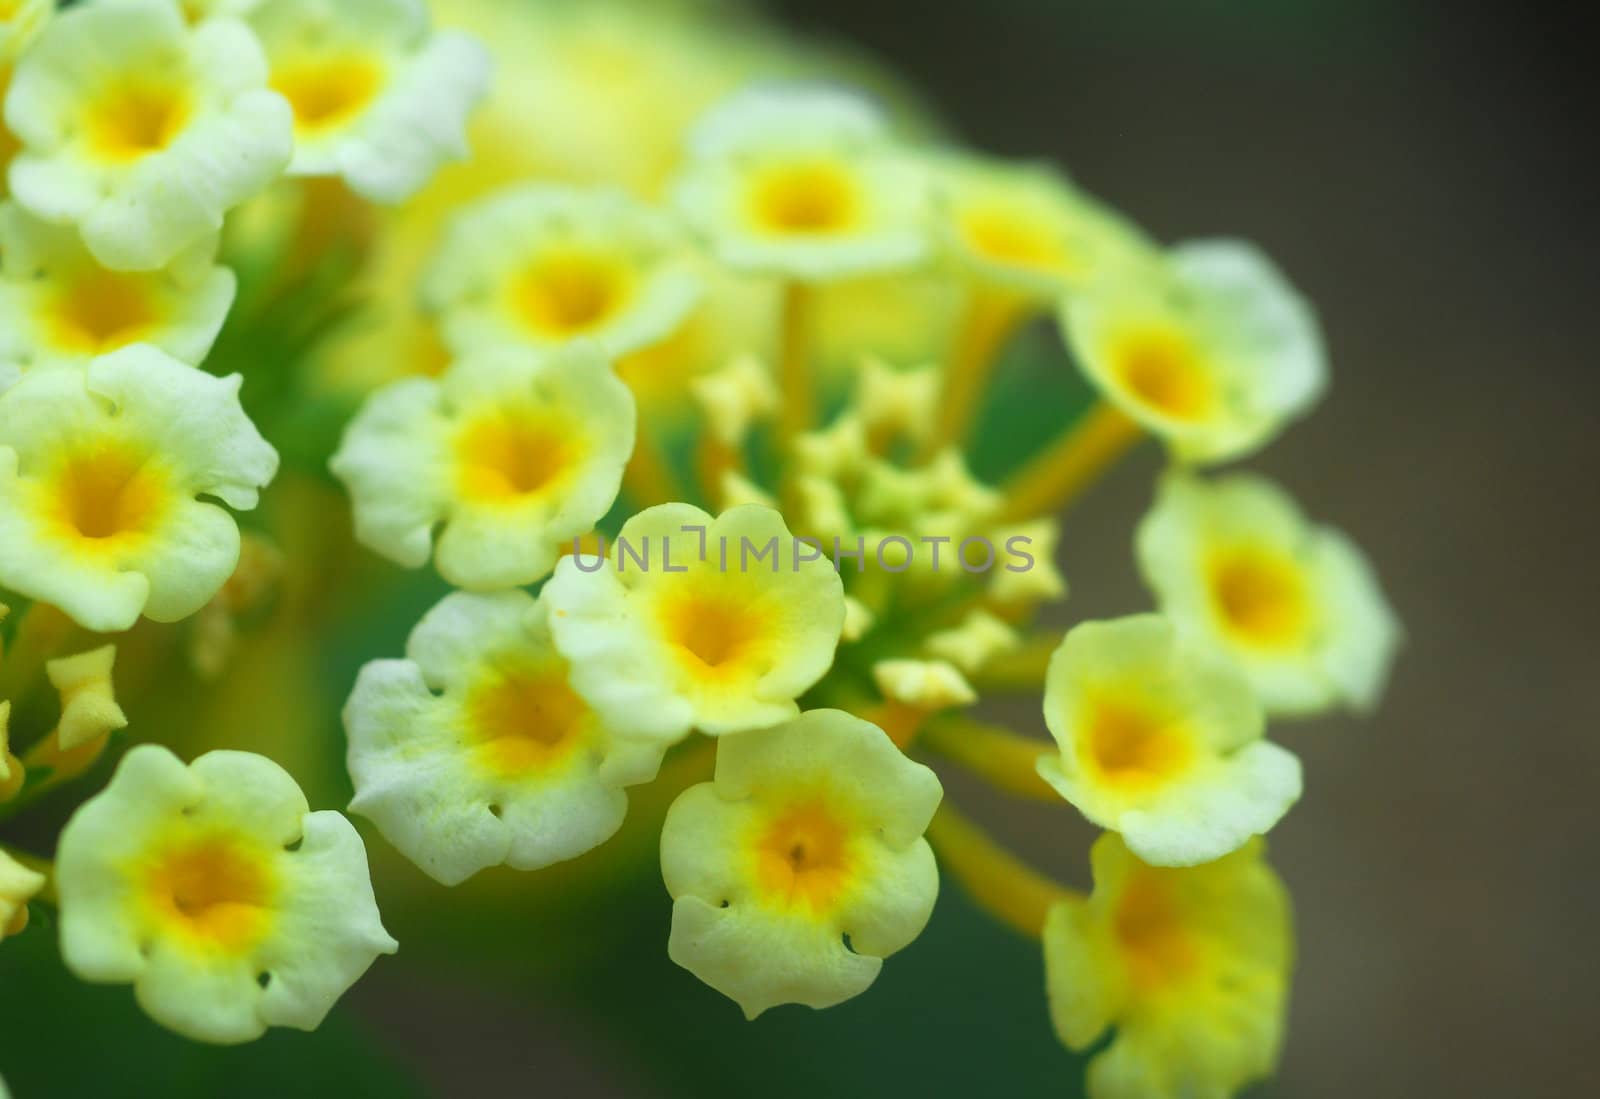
{"left": 3, "top": 1, "right": 1596, "bottom": 1096}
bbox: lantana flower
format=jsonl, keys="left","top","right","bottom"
{"left": 673, "top": 86, "right": 929, "bottom": 281}
{"left": 0, "top": 202, "right": 234, "bottom": 388}
{"left": 1137, "top": 473, "right": 1401, "bottom": 716}
{"left": 1035, "top": 615, "right": 1301, "bottom": 866}
{"left": 660, "top": 709, "right": 942, "bottom": 1017}
{"left": 423, "top": 184, "right": 700, "bottom": 360}
{"left": 0, "top": 848, "right": 43, "bottom": 940}
{"left": 3, "top": 0, "right": 294, "bottom": 270}
{"left": 932, "top": 155, "right": 1152, "bottom": 299}
{"left": 1063, "top": 240, "right": 1326, "bottom": 464}
{"left": 0, "top": 0, "right": 49, "bottom": 61}
{"left": 545, "top": 503, "right": 845, "bottom": 741}
{"left": 1044, "top": 833, "right": 1292, "bottom": 1099}
{"left": 55, "top": 744, "right": 396, "bottom": 1044}
{"left": 249, "top": 0, "right": 489, "bottom": 202}
{"left": 344, "top": 589, "right": 668, "bottom": 886}
{"left": 330, "top": 341, "right": 635, "bottom": 589}
{"left": 0, "top": 345, "right": 279, "bottom": 632}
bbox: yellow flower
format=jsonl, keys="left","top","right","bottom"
{"left": 1064, "top": 240, "right": 1326, "bottom": 464}
{"left": 1036, "top": 615, "right": 1300, "bottom": 866}
{"left": 55, "top": 744, "right": 396, "bottom": 1044}
{"left": 0, "top": 201, "right": 235, "bottom": 387}
{"left": 660, "top": 708, "right": 942, "bottom": 1017}
{"left": 932, "top": 154, "right": 1151, "bottom": 299}
{"left": 3, "top": 0, "right": 293, "bottom": 270}
{"left": 673, "top": 86, "right": 930, "bottom": 281}
{"left": 1044, "top": 833, "right": 1292, "bottom": 1099}
{"left": 423, "top": 183, "right": 701, "bottom": 360}
{"left": 0, "top": 848, "right": 44, "bottom": 940}
{"left": 1137, "top": 473, "right": 1401, "bottom": 716}
{"left": 330, "top": 341, "right": 635, "bottom": 589}
{"left": 852, "top": 357, "right": 941, "bottom": 448}
{"left": 344, "top": 589, "right": 667, "bottom": 886}
{"left": 47, "top": 645, "right": 129, "bottom": 752}
{"left": 545, "top": 503, "right": 845, "bottom": 741}
{"left": 0, "top": 346, "right": 279, "bottom": 632}
{"left": 250, "top": 0, "right": 489, "bottom": 202}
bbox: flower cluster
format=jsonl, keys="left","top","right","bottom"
{"left": 0, "top": 0, "right": 488, "bottom": 1048}
{"left": 0, "top": 1, "right": 1399, "bottom": 1093}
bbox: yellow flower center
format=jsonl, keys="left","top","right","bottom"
{"left": 48, "top": 271, "right": 160, "bottom": 354}
{"left": 271, "top": 55, "right": 384, "bottom": 136}
{"left": 513, "top": 251, "right": 635, "bottom": 338}
{"left": 454, "top": 410, "right": 575, "bottom": 505}
{"left": 747, "top": 159, "right": 862, "bottom": 236}
{"left": 959, "top": 206, "right": 1066, "bottom": 272}
{"left": 48, "top": 443, "right": 172, "bottom": 549}
{"left": 464, "top": 663, "right": 588, "bottom": 777}
{"left": 144, "top": 834, "right": 276, "bottom": 953}
{"left": 752, "top": 799, "right": 855, "bottom": 913}
{"left": 658, "top": 589, "right": 764, "bottom": 681}
{"left": 1080, "top": 697, "right": 1194, "bottom": 793}
{"left": 1113, "top": 330, "right": 1214, "bottom": 421}
{"left": 1209, "top": 549, "right": 1311, "bottom": 648}
{"left": 1113, "top": 871, "right": 1200, "bottom": 993}
{"left": 85, "top": 78, "right": 192, "bottom": 163}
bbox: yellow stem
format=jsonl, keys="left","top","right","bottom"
{"left": 777, "top": 282, "right": 816, "bottom": 452}
{"left": 925, "top": 803, "right": 1080, "bottom": 938}
{"left": 923, "top": 289, "right": 1029, "bottom": 458}
{"left": 0, "top": 603, "right": 77, "bottom": 707}
{"left": 622, "top": 416, "right": 688, "bottom": 508}
{"left": 999, "top": 401, "right": 1143, "bottom": 520}
{"left": 922, "top": 714, "right": 1058, "bottom": 801}
{"left": 693, "top": 435, "right": 740, "bottom": 509}
{"left": 967, "top": 630, "right": 1062, "bottom": 693}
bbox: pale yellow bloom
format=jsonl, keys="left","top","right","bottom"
{"left": 661, "top": 709, "right": 942, "bottom": 1017}
{"left": 344, "top": 589, "right": 666, "bottom": 885}
{"left": 423, "top": 184, "right": 700, "bottom": 360}
{"left": 674, "top": 86, "right": 930, "bottom": 282}
{"left": 1137, "top": 473, "right": 1401, "bottom": 717}
{"left": 0, "top": 201, "right": 235, "bottom": 388}
{"left": 1036, "top": 615, "right": 1300, "bottom": 866}
{"left": 1064, "top": 240, "right": 1326, "bottom": 465}
{"left": 330, "top": 341, "right": 634, "bottom": 589}
{"left": 1044, "top": 833, "right": 1292, "bottom": 1099}
{"left": 0, "top": 346, "right": 279, "bottom": 632}
{"left": 932, "top": 153, "right": 1152, "bottom": 298}
{"left": 47, "top": 645, "right": 129, "bottom": 752}
{"left": 3, "top": 0, "right": 293, "bottom": 270}
{"left": 545, "top": 503, "right": 845, "bottom": 741}
{"left": 251, "top": 0, "right": 489, "bottom": 201}
{"left": 56, "top": 744, "right": 396, "bottom": 1044}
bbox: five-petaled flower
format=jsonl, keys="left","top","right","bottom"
{"left": 55, "top": 744, "right": 397, "bottom": 1044}
{"left": 660, "top": 709, "right": 942, "bottom": 1017}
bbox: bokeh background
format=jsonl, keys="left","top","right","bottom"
{"left": 3, "top": 1, "right": 1596, "bottom": 1096}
